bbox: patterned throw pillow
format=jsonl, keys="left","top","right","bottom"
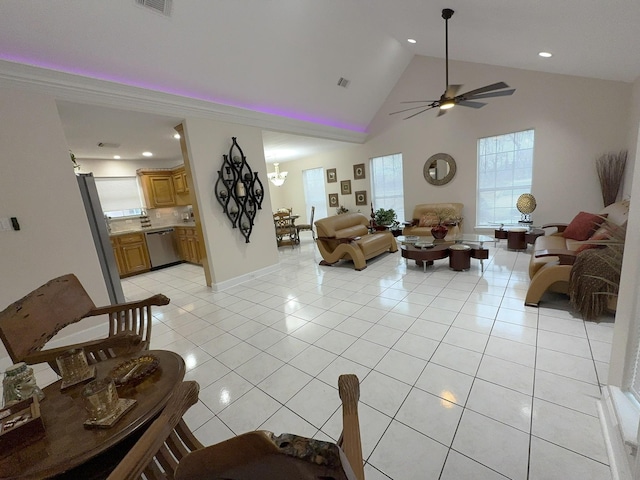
{"left": 562, "top": 212, "right": 607, "bottom": 241}
{"left": 575, "top": 228, "right": 610, "bottom": 253}
{"left": 418, "top": 213, "right": 439, "bottom": 227}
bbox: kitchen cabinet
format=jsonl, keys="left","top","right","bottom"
{"left": 175, "top": 226, "right": 202, "bottom": 265}
{"left": 111, "top": 232, "right": 151, "bottom": 277}
{"left": 173, "top": 166, "right": 188, "bottom": 194}
{"left": 138, "top": 165, "right": 191, "bottom": 208}
{"left": 138, "top": 170, "right": 176, "bottom": 208}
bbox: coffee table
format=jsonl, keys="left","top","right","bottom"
{"left": 398, "top": 234, "right": 493, "bottom": 272}
{"left": 401, "top": 244, "right": 450, "bottom": 272}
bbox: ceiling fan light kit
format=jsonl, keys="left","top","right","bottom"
{"left": 391, "top": 8, "right": 515, "bottom": 119}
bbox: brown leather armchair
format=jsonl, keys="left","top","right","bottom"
{"left": 314, "top": 213, "right": 397, "bottom": 270}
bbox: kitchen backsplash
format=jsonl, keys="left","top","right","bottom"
{"left": 108, "top": 206, "right": 193, "bottom": 233}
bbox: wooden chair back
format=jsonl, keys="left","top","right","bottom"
{"left": 0, "top": 273, "right": 169, "bottom": 373}
{"left": 274, "top": 212, "right": 297, "bottom": 246}
{"left": 0, "top": 274, "right": 96, "bottom": 362}
{"left": 107, "top": 381, "right": 204, "bottom": 480}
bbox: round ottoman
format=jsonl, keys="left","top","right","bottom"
{"left": 449, "top": 244, "right": 471, "bottom": 271}
{"left": 507, "top": 228, "right": 528, "bottom": 250}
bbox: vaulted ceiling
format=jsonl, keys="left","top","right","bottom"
{"left": 2, "top": 1, "right": 639, "bottom": 161}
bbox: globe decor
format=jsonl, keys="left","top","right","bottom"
{"left": 516, "top": 193, "right": 536, "bottom": 224}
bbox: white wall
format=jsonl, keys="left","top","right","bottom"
{"left": 609, "top": 75, "right": 640, "bottom": 386}
{"left": 272, "top": 56, "right": 633, "bottom": 230}
{"left": 0, "top": 87, "right": 110, "bottom": 356}
{"left": 182, "top": 117, "right": 280, "bottom": 287}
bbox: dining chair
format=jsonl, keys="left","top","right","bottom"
{"left": 110, "top": 375, "right": 364, "bottom": 479}
{"left": 174, "top": 374, "right": 365, "bottom": 480}
{"left": 107, "top": 380, "right": 204, "bottom": 480}
{"left": 273, "top": 211, "right": 297, "bottom": 247}
{"left": 296, "top": 206, "right": 316, "bottom": 240}
{"left": 0, "top": 273, "right": 169, "bottom": 374}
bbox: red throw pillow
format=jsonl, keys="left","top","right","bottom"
{"left": 563, "top": 212, "right": 607, "bottom": 241}
{"left": 575, "top": 228, "right": 610, "bottom": 253}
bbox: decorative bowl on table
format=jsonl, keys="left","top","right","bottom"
{"left": 403, "top": 235, "right": 419, "bottom": 245}
{"left": 109, "top": 354, "right": 159, "bottom": 387}
{"left": 414, "top": 241, "right": 434, "bottom": 249}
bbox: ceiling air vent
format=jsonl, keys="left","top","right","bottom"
{"left": 337, "top": 77, "right": 350, "bottom": 88}
{"left": 135, "top": 0, "right": 172, "bottom": 16}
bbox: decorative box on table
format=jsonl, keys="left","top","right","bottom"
{"left": 0, "top": 396, "right": 45, "bottom": 454}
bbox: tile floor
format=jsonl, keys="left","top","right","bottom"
{"left": 18, "top": 235, "right": 616, "bottom": 479}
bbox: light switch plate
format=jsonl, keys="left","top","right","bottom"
{"left": 0, "top": 218, "right": 13, "bottom": 231}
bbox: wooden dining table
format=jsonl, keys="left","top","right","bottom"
{"left": 0, "top": 350, "right": 185, "bottom": 479}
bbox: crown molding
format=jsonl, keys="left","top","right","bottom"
{"left": 0, "top": 60, "right": 367, "bottom": 145}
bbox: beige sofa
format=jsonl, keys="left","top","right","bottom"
{"left": 314, "top": 213, "right": 398, "bottom": 270}
{"left": 402, "top": 203, "right": 463, "bottom": 241}
{"left": 525, "top": 199, "right": 629, "bottom": 307}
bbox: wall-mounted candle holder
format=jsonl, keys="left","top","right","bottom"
{"left": 214, "top": 137, "right": 264, "bottom": 243}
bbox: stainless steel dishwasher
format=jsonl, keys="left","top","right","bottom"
{"left": 145, "top": 228, "right": 181, "bottom": 270}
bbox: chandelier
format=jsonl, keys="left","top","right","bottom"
{"left": 267, "top": 162, "right": 288, "bottom": 187}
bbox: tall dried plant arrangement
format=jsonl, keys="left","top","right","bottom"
{"left": 596, "top": 150, "right": 627, "bottom": 207}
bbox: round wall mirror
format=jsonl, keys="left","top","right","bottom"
{"left": 423, "top": 153, "right": 456, "bottom": 186}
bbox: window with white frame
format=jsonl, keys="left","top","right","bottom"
{"left": 302, "top": 167, "right": 327, "bottom": 222}
{"left": 477, "top": 129, "right": 535, "bottom": 227}
{"left": 370, "top": 153, "right": 405, "bottom": 222}
{"left": 95, "top": 177, "right": 144, "bottom": 218}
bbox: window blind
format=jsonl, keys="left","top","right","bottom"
{"left": 95, "top": 177, "right": 143, "bottom": 212}
{"left": 302, "top": 168, "right": 327, "bottom": 221}
{"left": 477, "top": 129, "right": 534, "bottom": 227}
{"left": 370, "top": 153, "right": 405, "bottom": 222}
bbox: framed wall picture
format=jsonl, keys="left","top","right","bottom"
{"left": 328, "top": 193, "right": 339, "bottom": 208}
{"left": 355, "top": 190, "right": 367, "bottom": 206}
{"left": 353, "top": 163, "right": 365, "bottom": 180}
{"left": 341, "top": 180, "right": 352, "bottom": 195}
{"left": 326, "top": 168, "right": 337, "bottom": 183}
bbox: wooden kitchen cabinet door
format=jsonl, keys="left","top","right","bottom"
{"left": 148, "top": 175, "right": 176, "bottom": 207}
{"left": 121, "top": 243, "right": 151, "bottom": 274}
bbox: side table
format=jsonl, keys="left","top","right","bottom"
{"left": 507, "top": 228, "right": 528, "bottom": 250}
{"left": 449, "top": 244, "right": 471, "bottom": 271}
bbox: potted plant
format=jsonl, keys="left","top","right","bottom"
{"left": 374, "top": 208, "right": 396, "bottom": 231}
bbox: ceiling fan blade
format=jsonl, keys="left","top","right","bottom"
{"left": 445, "top": 84, "right": 462, "bottom": 98}
{"left": 390, "top": 103, "right": 438, "bottom": 115}
{"left": 457, "top": 100, "right": 486, "bottom": 109}
{"left": 404, "top": 105, "right": 438, "bottom": 120}
{"left": 466, "top": 89, "right": 516, "bottom": 100}
{"left": 457, "top": 82, "right": 510, "bottom": 99}
{"left": 400, "top": 100, "right": 440, "bottom": 104}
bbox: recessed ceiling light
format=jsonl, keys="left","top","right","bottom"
{"left": 538, "top": 51, "right": 553, "bottom": 58}
{"left": 407, "top": 38, "right": 417, "bottom": 44}
{"left": 113, "top": 155, "right": 121, "bottom": 159}
{"left": 173, "top": 133, "right": 180, "bottom": 139}
{"left": 142, "top": 151, "right": 153, "bottom": 157}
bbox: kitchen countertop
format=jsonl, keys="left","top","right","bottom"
{"left": 109, "top": 223, "right": 196, "bottom": 237}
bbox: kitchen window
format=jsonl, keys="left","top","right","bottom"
{"left": 95, "top": 177, "right": 144, "bottom": 217}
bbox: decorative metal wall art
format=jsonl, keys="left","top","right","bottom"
{"left": 214, "top": 137, "right": 264, "bottom": 243}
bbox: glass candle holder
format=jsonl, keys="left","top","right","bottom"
{"left": 82, "top": 377, "right": 119, "bottom": 421}
{"left": 56, "top": 348, "right": 90, "bottom": 382}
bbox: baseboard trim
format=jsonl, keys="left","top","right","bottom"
{"left": 211, "top": 263, "right": 280, "bottom": 292}
{"left": 599, "top": 386, "right": 635, "bottom": 480}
